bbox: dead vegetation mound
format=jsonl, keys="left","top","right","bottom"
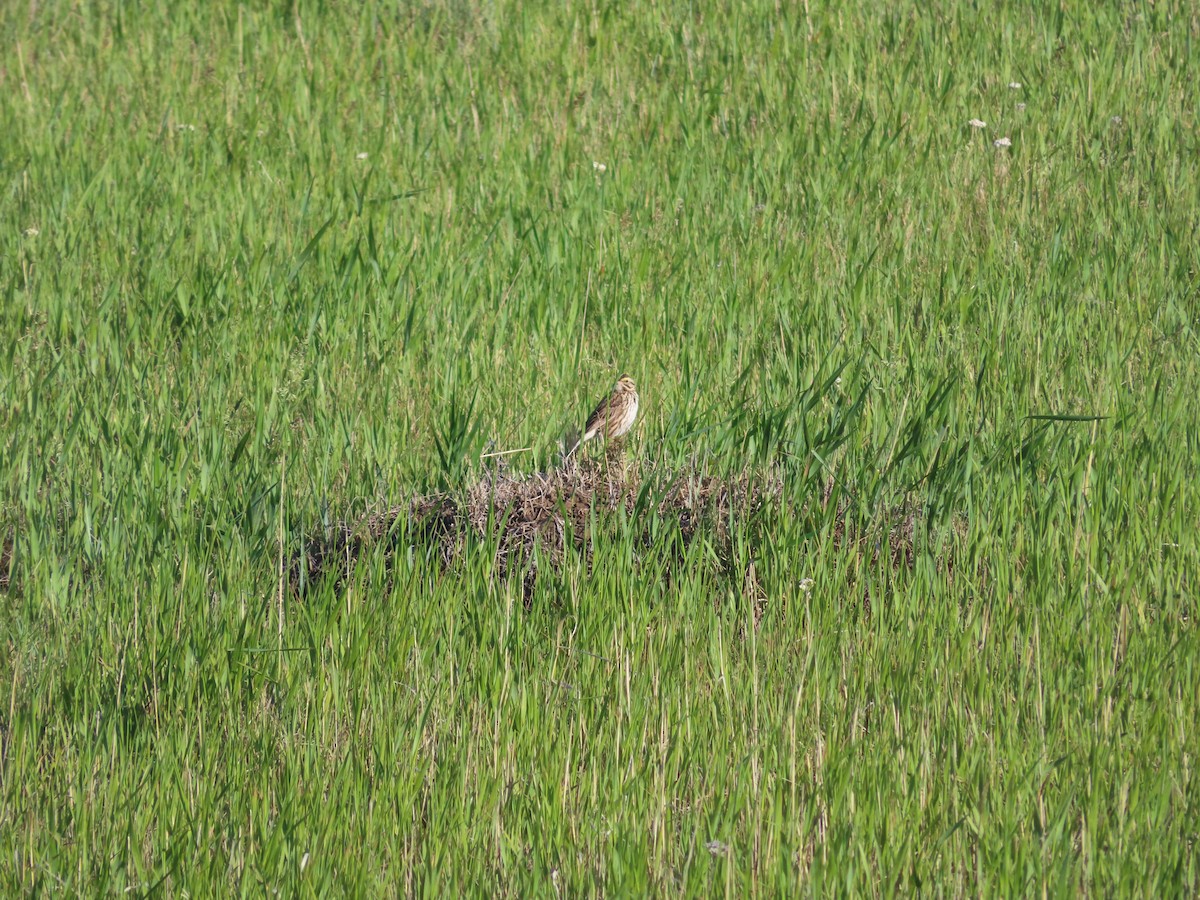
{"left": 293, "top": 456, "right": 926, "bottom": 600}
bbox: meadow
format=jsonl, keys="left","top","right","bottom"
{"left": 2, "top": 0, "right": 1198, "bottom": 894}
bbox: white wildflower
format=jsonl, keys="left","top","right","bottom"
{"left": 1110, "top": 116, "right": 1122, "bottom": 125}
{"left": 798, "top": 578, "right": 815, "bottom": 595}
{"left": 356, "top": 152, "right": 369, "bottom": 160}
{"left": 592, "top": 161, "right": 606, "bottom": 172}
{"left": 993, "top": 137, "right": 1012, "bottom": 148}
{"left": 1016, "top": 103, "right": 1027, "bottom": 111}
{"left": 1008, "top": 82, "right": 1022, "bottom": 90}
{"left": 706, "top": 840, "right": 730, "bottom": 856}
{"left": 23, "top": 226, "right": 39, "bottom": 237}
{"left": 968, "top": 118, "right": 987, "bottom": 129}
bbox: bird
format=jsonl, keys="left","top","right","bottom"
{"left": 567, "top": 374, "right": 639, "bottom": 458}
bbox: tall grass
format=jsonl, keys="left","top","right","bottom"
{"left": 1, "top": 0, "right": 1197, "bottom": 894}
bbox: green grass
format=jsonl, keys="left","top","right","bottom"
{"left": 2, "top": 0, "right": 1198, "bottom": 894}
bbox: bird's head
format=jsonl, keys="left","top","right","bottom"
{"left": 615, "top": 374, "right": 637, "bottom": 393}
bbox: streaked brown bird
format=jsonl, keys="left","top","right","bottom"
{"left": 567, "top": 374, "right": 639, "bottom": 457}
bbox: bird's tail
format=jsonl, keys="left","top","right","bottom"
{"left": 565, "top": 424, "right": 598, "bottom": 460}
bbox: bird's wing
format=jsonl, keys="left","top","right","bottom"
{"left": 581, "top": 397, "right": 609, "bottom": 440}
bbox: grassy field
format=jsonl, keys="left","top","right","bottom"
{"left": 2, "top": 0, "right": 1199, "bottom": 894}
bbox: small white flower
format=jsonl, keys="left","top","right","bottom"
{"left": 1110, "top": 115, "right": 1122, "bottom": 125}
{"left": 968, "top": 118, "right": 987, "bottom": 129}
{"left": 356, "top": 152, "right": 369, "bottom": 160}
{"left": 993, "top": 137, "right": 1012, "bottom": 148}
{"left": 798, "top": 578, "right": 815, "bottom": 595}
{"left": 592, "top": 161, "right": 606, "bottom": 172}
{"left": 706, "top": 840, "right": 730, "bottom": 856}
{"left": 1008, "top": 81, "right": 1022, "bottom": 90}
{"left": 1016, "top": 103, "right": 1027, "bottom": 111}
{"left": 23, "top": 226, "right": 39, "bottom": 237}
{"left": 176, "top": 123, "right": 196, "bottom": 132}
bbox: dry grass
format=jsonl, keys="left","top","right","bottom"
{"left": 0, "top": 533, "right": 12, "bottom": 593}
